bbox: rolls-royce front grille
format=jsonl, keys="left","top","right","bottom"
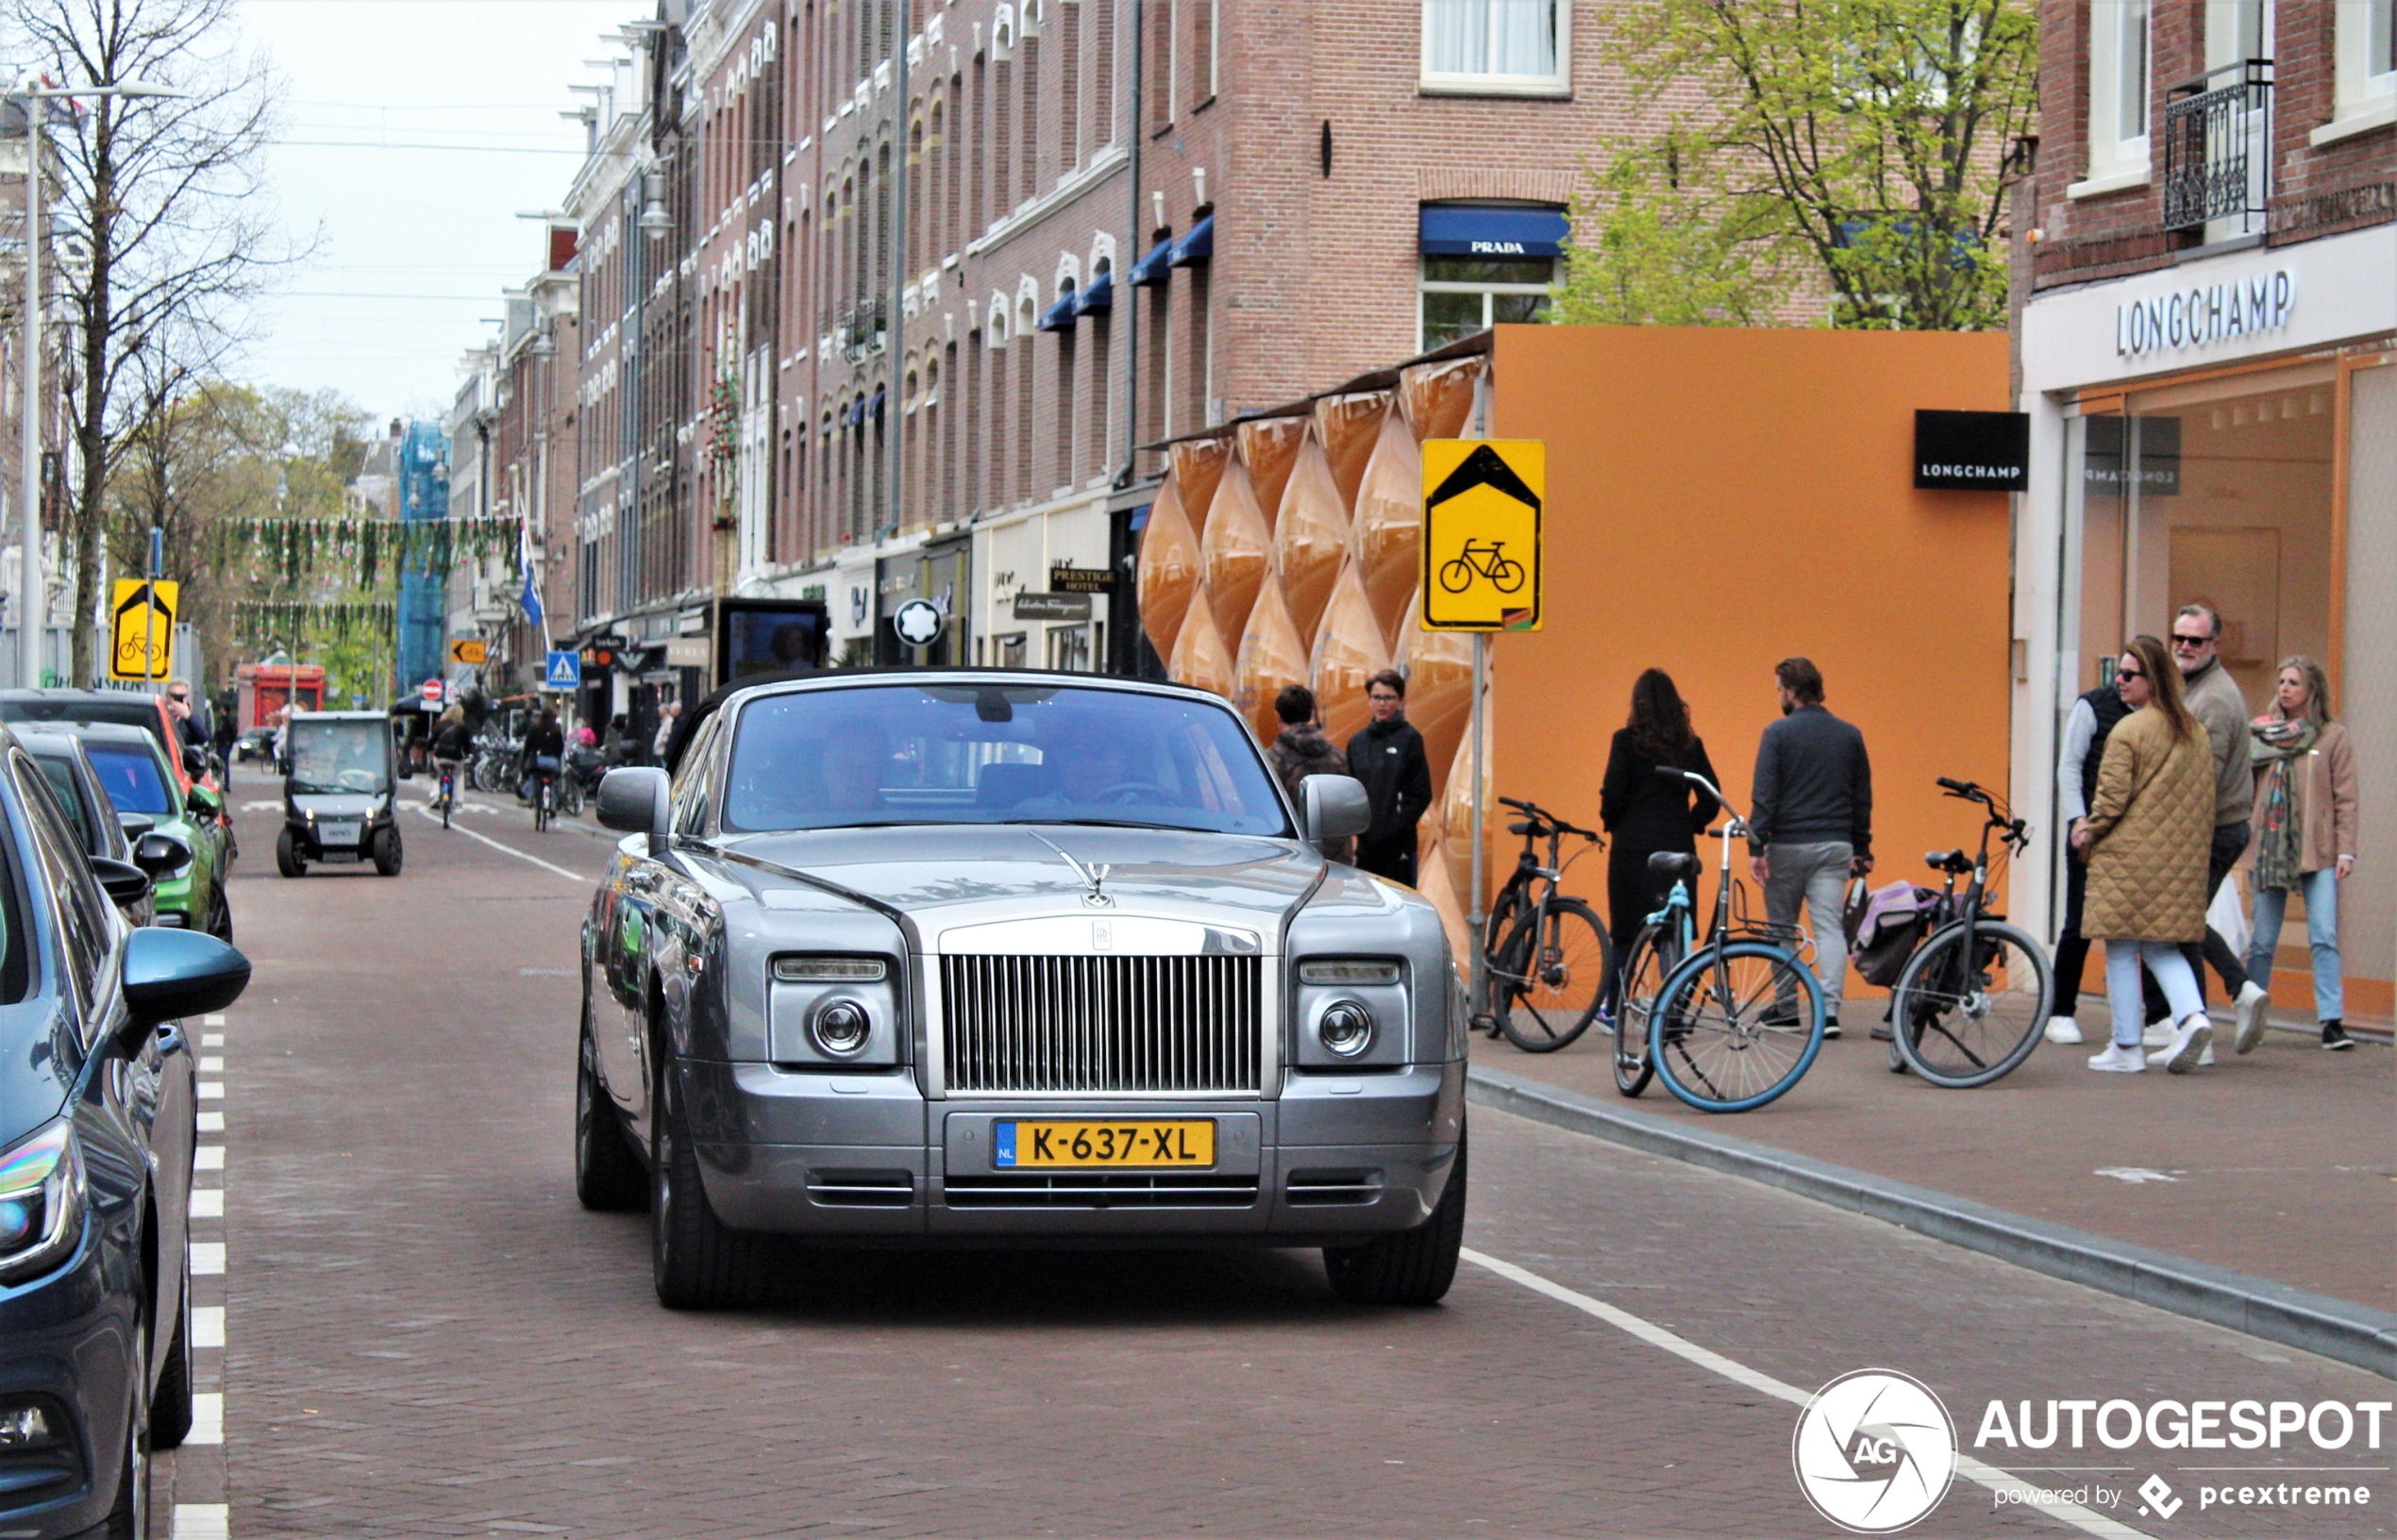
{"left": 940, "top": 954, "right": 1263, "bottom": 1095}
{"left": 943, "top": 1173, "right": 1261, "bottom": 1209}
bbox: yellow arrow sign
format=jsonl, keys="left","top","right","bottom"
{"left": 448, "top": 637, "right": 489, "bottom": 665}
{"left": 109, "top": 579, "right": 179, "bottom": 682}
{"left": 1420, "top": 440, "right": 1543, "bottom": 631}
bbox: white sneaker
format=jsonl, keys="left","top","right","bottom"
{"left": 2163, "top": 1015, "right": 2213, "bottom": 1075}
{"left": 2044, "top": 1016, "right": 2085, "bottom": 1046}
{"left": 2087, "top": 1043, "right": 2147, "bottom": 1073}
{"left": 2141, "top": 1022, "right": 2173, "bottom": 1049}
{"left": 2233, "top": 981, "right": 2269, "bottom": 1055}
{"left": 2148, "top": 1041, "right": 2216, "bottom": 1068}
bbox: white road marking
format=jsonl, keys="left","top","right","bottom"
{"left": 187, "top": 1392, "right": 223, "bottom": 1445}
{"left": 201, "top": 1032, "right": 224, "bottom": 1047}
{"left": 194, "top": 1146, "right": 224, "bottom": 1170}
{"left": 199, "top": 1055, "right": 224, "bottom": 1073}
{"left": 194, "top": 1306, "right": 225, "bottom": 1349}
{"left": 173, "top": 1502, "right": 230, "bottom": 1538}
{"left": 414, "top": 803, "right": 587, "bottom": 881}
{"left": 241, "top": 799, "right": 283, "bottom": 812}
{"left": 196, "top": 1080, "right": 223, "bottom": 1100}
{"left": 2095, "top": 1167, "right": 2181, "bottom": 1183}
{"left": 190, "top": 1189, "right": 224, "bottom": 1218}
{"left": 1461, "top": 1247, "right": 2153, "bottom": 1540}
{"left": 197, "top": 1112, "right": 224, "bottom": 1133}
{"left": 192, "top": 1243, "right": 226, "bottom": 1276}
{"left": 202, "top": 1014, "right": 226, "bottom": 1027}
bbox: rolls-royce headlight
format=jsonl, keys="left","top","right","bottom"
{"left": 809, "top": 998, "right": 873, "bottom": 1058}
{"left": 1299, "top": 959, "right": 1401, "bottom": 986}
{"left": 1317, "top": 1001, "right": 1376, "bottom": 1058}
{"left": 775, "top": 956, "right": 888, "bottom": 982}
{"left": 0, "top": 1120, "right": 84, "bottom": 1283}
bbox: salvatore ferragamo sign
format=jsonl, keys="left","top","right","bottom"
{"left": 2117, "top": 269, "right": 2294, "bottom": 359}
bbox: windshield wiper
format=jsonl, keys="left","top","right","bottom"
{"left": 1001, "top": 817, "right": 1182, "bottom": 831}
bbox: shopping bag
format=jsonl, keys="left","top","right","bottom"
{"left": 2207, "top": 871, "right": 2251, "bottom": 957}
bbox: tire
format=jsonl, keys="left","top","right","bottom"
{"left": 274, "top": 827, "right": 305, "bottom": 879}
{"left": 202, "top": 884, "right": 232, "bottom": 944}
{"left": 576, "top": 1016, "right": 646, "bottom": 1212}
{"left": 1324, "top": 1124, "right": 1467, "bottom": 1307}
{"left": 1612, "top": 924, "right": 1680, "bottom": 1097}
{"left": 1494, "top": 899, "right": 1610, "bottom": 1053}
{"left": 650, "top": 1053, "right": 770, "bottom": 1308}
{"left": 373, "top": 827, "right": 403, "bottom": 877}
{"left": 1650, "top": 940, "right": 1825, "bottom": 1113}
{"left": 103, "top": 1314, "right": 150, "bottom": 1538}
{"left": 150, "top": 1259, "right": 193, "bottom": 1450}
{"left": 1889, "top": 919, "right": 2053, "bottom": 1089}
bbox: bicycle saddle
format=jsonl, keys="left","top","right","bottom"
{"left": 1647, "top": 850, "right": 1701, "bottom": 880}
{"left": 1923, "top": 849, "right": 1972, "bottom": 873}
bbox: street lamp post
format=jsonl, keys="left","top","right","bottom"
{"left": 13, "top": 76, "right": 186, "bottom": 690}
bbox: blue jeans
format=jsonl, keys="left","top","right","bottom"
{"left": 2246, "top": 871, "right": 2343, "bottom": 1023}
{"left": 2105, "top": 941, "right": 2202, "bottom": 1048}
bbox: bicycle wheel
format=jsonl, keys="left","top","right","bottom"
{"left": 1888, "top": 919, "right": 2053, "bottom": 1089}
{"left": 1495, "top": 899, "right": 1611, "bottom": 1053}
{"left": 1650, "top": 941, "right": 1824, "bottom": 1113}
{"left": 1612, "top": 924, "right": 1681, "bottom": 1097}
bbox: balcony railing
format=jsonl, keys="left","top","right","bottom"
{"left": 2162, "top": 59, "right": 2272, "bottom": 234}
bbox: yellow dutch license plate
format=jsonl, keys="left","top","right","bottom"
{"left": 995, "top": 1119, "right": 1215, "bottom": 1168}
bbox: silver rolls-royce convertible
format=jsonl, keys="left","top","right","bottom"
{"left": 577, "top": 671, "right": 1467, "bottom": 1309}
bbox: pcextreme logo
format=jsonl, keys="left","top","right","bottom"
{"left": 1792, "top": 1369, "right": 1958, "bottom": 1533}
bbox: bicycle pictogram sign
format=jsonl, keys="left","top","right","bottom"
{"left": 1420, "top": 440, "right": 1542, "bottom": 631}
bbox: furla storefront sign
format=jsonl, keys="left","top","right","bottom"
{"left": 2117, "top": 270, "right": 2294, "bottom": 358}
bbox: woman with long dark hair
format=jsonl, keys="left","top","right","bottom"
{"left": 1599, "top": 669, "right": 1720, "bottom": 1013}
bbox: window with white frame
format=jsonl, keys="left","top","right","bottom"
{"left": 1419, "top": 256, "right": 1551, "bottom": 350}
{"left": 1420, "top": 0, "right": 1567, "bottom": 95}
{"left": 2314, "top": 0, "right": 2397, "bottom": 145}
{"left": 2073, "top": 0, "right": 2152, "bottom": 194}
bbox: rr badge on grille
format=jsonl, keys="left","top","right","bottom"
{"left": 1092, "top": 920, "right": 1112, "bottom": 952}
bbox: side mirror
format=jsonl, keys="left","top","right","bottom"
{"left": 596, "top": 766, "right": 672, "bottom": 854}
{"left": 122, "top": 927, "right": 251, "bottom": 1029}
{"left": 182, "top": 745, "right": 208, "bottom": 779}
{"left": 116, "top": 812, "right": 156, "bottom": 843}
{"left": 132, "top": 832, "right": 190, "bottom": 879}
{"left": 90, "top": 856, "right": 153, "bottom": 909}
{"left": 1300, "top": 775, "right": 1372, "bottom": 846}
{"left": 186, "top": 784, "right": 223, "bottom": 818}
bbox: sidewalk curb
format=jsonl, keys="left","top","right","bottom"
{"left": 1467, "top": 1064, "right": 2397, "bottom": 1381}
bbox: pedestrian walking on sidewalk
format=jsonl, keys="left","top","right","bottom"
{"left": 1749, "top": 657, "right": 1872, "bottom": 1038}
{"left": 2044, "top": 671, "right": 2137, "bottom": 1046}
{"left": 2167, "top": 605, "right": 2271, "bottom": 1056}
{"left": 1600, "top": 668, "right": 1719, "bottom": 1013}
{"left": 2244, "top": 657, "right": 2360, "bottom": 1052}
{"left": 2074, "top": 636, "right": 2217, "bottom": 1075}
{"left": 1266, "top": 685, "right": 1354, "bottom": 864}
{"left": 1346, "top": 670, "right": 1433, "bottom": 887}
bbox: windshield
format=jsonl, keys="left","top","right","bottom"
{"left": 721, "top": 683, "right": 1292, "bottom": 837}
{"left": 290, "top": 722, "right": 390, "bottom": 795}
{"left": 85, "top": 743, "right": 175, "bottom": 816}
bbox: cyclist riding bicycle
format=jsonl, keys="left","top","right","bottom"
{"left": 430, "top": 707, "right": 472, "bottom": 784}
{"left": 521, "top": 708, "right": 566, "bottom": 798}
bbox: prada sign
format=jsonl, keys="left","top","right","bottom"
{"left": 1913, "top": 410, "right": 2029, "bottom": 492}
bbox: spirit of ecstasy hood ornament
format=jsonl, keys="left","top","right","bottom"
{"left": 1028, "top": 831, "right": 1113, "bottom": 907}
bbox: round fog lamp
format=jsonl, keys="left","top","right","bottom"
{"left": 810, "top": 998, "right": 872, "bottom": 1058}
{"left": 1318, "top": 1000, "right": 1375, "bottom": 1058}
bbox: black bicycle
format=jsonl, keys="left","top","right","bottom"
{"left": 1483, "top": 796, "right": 1611, "bottom": 1053}
{"left": 1884, "top": 778, "right": 2053, "bottom": 1087}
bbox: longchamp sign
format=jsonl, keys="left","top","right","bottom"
{"left": 2117, "top": 270, "right": 2293, "bottom": 359}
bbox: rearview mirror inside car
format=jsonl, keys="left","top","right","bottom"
{"left": 595, "top": 767, "right": 672, "bottom": 854}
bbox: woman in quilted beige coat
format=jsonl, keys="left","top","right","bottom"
{"left": 2070, "top": 635, "right": 2217, "bottom": 1073}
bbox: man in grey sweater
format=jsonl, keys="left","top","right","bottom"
{"left": 1750, "top": 657, "right": 1872, "bottom": 1036}
{"left": 2167, "top": 604, "right": 2271, "bottom": 1060}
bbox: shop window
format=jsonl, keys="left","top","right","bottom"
{"left": 996, "top": 631, "right": 1028, "bottom": 668}
{"left": 1420, "top": 0, "right": 1567, "bottom": 95}
{"left": 1046, "top": 624, "right": 1092, "bottom": 672}
{"left": 1419, "top": 256, "right": 1552, "bottom": 350}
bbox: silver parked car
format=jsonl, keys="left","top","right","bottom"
{"left": 577, "top": 672, "right": 1467, "bottom": 1309}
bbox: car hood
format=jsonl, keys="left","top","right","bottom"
{"left": 290, "top": 793, "right": 383, "bottom": 819}
{"left": 718, "top": 824, "right": 1321, "bottom": 938}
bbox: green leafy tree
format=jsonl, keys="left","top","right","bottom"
{"left": 1556, "top": 0, "right": 2037, "bottom": 331}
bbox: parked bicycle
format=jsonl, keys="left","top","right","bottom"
{"left": 1483, "top": 796, "right": 1611, "bottom": 1053}
{"left": 1881, "top": 778, "right": 2053, "bottom": 1087}
{"left": 1639, "top": 766, "right": 1827, "bottom": 1113}
{"left": 1609, "top": 848, "right": 1700, "bottom": 1097}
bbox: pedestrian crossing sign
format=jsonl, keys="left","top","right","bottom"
{"left": 1420, "top": 440, "right": 1542, "bottom": 632}
{"left": 545, "top": 650, "right": 581, "bottom": 691}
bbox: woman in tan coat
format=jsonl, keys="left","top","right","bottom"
{"left": 2070, "top": 635, "right": 2217, "bottom": 1073}
{"left": 2244, "top": 657, "right": 2361, "bottom": 1050}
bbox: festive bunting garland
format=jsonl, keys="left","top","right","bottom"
{"left": 210, "top": 516, "right": 523, "bottom": 588}
{"left": 234, "top": 599, "right": 397, "bottom": 644}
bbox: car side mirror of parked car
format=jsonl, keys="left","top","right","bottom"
{"left": 186, "top": 784, "right": 223, "bottom": 818}
{"left": 132, "top": 832, "right": 191, "bottom": 879}
{"left": 122, "top": 927, "right": 251, "bottom": 1032}
{"left": 183, "top": 745, "right": 209, "bottom": 780}
{"left": 116, "top": 812, "right": 156, "bottom": 843}
{"left": 596, "top": 767, "right": 672, "bottom": 854}
{"left": 89, "top": 856, "right": 153, "bottom": 909}
{"left": 1301, "top": 775, "right": 1371, "bottom": 846}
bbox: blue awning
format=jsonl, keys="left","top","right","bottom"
{"left": 1417, "top": 204, "right": 1569, "bottom": 259}
{"left": 1168, "top": 213, "right": 1214, "bottom": 267}
{"left": 845, "top": 398, "right": 863, "bottom": 428}
{"left": 869, "top": 385, "right": 886, "bottom": 419}
{"left": 1073, "top": 270, "right": 1114, "bottom": 315}
{"left": 1037, "top": 292, "right": 1078, "bottom": 331}
{"left": 1130, "top": 238, "right": 1172, "bottom": 287}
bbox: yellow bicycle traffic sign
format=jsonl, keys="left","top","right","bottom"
{"left": 1420, "top": 439, "right": 1542, "bottom": 631}
{"left": 109, "top": 578, "right": 178, "bottom": 681}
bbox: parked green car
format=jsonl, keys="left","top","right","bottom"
{"left": 55, "top": 719, "right": 233, "bottom": 940}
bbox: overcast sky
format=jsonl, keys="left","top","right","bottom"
{"left": 236, "top": 0, "right": 633, "bottom": 425}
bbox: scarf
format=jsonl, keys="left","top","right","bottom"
{"left": 2249, "top": 716, "right": 2318, "bottom": 892}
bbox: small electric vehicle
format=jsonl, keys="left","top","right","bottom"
{"left": 276, "top": 711, "right": 403, "bottom": 878}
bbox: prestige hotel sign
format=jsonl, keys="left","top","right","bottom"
{"left": 2117, "top": 269, "right": 2294, "bottom": 358}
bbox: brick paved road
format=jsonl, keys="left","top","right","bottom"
{"left": 150, "top": 772, "right": 2392, "bottom": 1538}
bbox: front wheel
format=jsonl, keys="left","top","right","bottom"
{"left": 274, "top": 827, "right": 305, "bottom": 879}
{"left": 1650, "top": 941, "right": 1825, "bottom": 1113}
{"left": 373, "top": 827, "right": 403, "bottom": 877}
{"left": 1612, "top": 924, "right": 1680, "bottom": 1097}
{"left": 1889, "top": 919, "right": 2053, "bottom": 1088}
{"left": 1494, "top": 899, "right": 1610, "bottom": 1053}
{"left": 651, "top": 1057, "right": 772, "bottom": 1308}
{"left": 1324, "top": 1125, "right": 1465, "bottom": 1306}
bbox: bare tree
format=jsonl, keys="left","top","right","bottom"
{"left": 9, "top": 0, "right": 300, "bottom": 681}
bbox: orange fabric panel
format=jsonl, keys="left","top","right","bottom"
{"left": 1398, "top": 589, "right": 1475, "bottom": 789}
{"left": 1414, "top": 830, "right": 1474, "bottom": 980}
{"left": 1401, "top": 355, "right": 1485, "bottom": 442}
{"left": 1168, "top": 582, "right": 1235, "bottom": 698}
{"left": 1235, "top": 415, "right": 1307, "bottom": 535}
{"left": 1135, "top": 476, "right": 1201, "bottom": 661}
{"left": 1167, "top": 437, "right": 1232, "bottom": 541}
{"left": 1310, "top": 558, "right": 1391, "bottom": 745}
{"left": 1274, "top": 427, "right": 1351, "bottom": 643}
{"left": 1201, "top": 458, "right": 1273, "bottom": 642}
{"left": 1350, "top": 410, "right": 1425, "bottom": 648}
{"left": 1312, "top": 391, "right": 1390, "bottom": 511}
{"left": 1439, "top": 713, "right": 1497, "bottom": 915}
{"left": 1233, "top": 573, "right": 1308, "bottom": 747}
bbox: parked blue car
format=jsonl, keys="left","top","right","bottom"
{"left": 0, "top": 727, "right": 250, "bottom": 1536}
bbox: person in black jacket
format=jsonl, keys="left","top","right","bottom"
{"left": 1599, "top": 669, "right": 1720, "bottom": 1013}
{"left": 1346, "top": 670, "right": 1434, "bottom": 886}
